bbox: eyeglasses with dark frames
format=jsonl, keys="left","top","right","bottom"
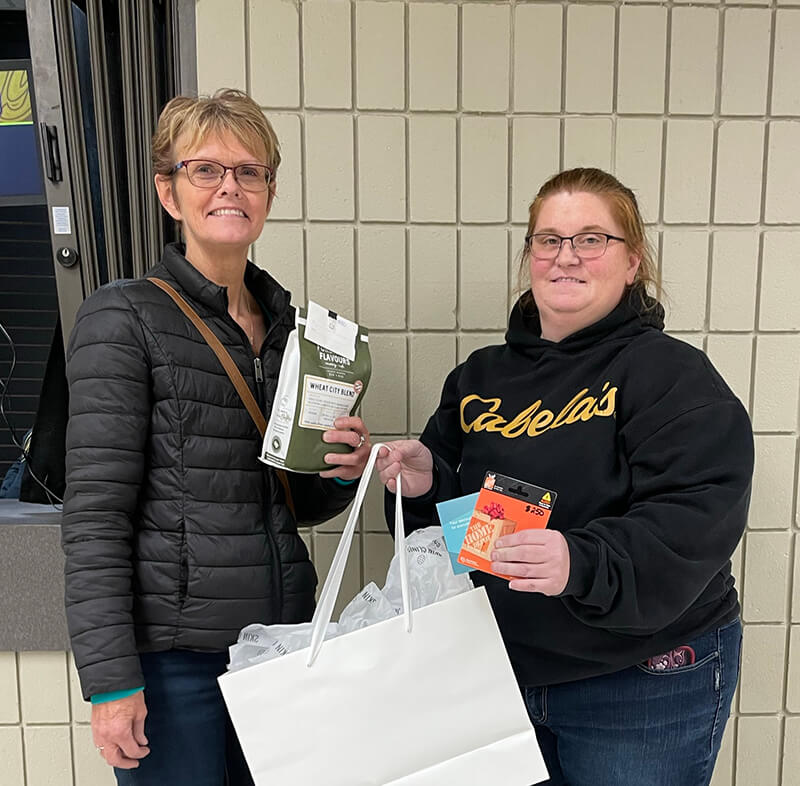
{"left": 525, "top": 232, "right": 626, "bottom": 260}
{"left": 171, "top": 159, "right": 273, "bottom": 192}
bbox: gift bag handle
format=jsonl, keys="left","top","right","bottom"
{"left": 307, "top": 443, "right": 411, "bottom": 667}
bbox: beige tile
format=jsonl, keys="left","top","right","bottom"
{"left": 617, "top": 6, "right": 667, "bottom": 114}
{"left": 708, "top": 230, "right": 759, "bottom": 331}
{"left": 409, "top": 3, "right": 457, "bottom": 111}
{"left": 510, "top": 225, "right": 529, "bottom": 302}
{"left": 661, "top": 230, "right": 708, "bottom": 331}
{"left": 458, "top": 333, "right": 506, "bottom": 364}
{"left": 720, "top": 8, "right": 772, "bottom": 116}
{"left": 736, "top": 716, "right": 781, "bottom": 786}
{"left": 196, "top": 0, "right": 245, "bottom": 93}
{"left": 356, "top": 1, "right": 405, "bottom": 110}
{"left": 706, "top": 335, "right": 753, "bottom": 413}
{"left": 68, "top": 652, "right": 91, "bottom": 723}
{"left": 0, "top": 651, "right": 18, "bottom": 723}
{"left": 739, "top": 624, "right": 787, "bottom": 712}
{"left": 513, "top": 4, "right": 562, "bottom": 113}
{"left": 248, "top": 0, "right": 299, "bottom": 108}
{"left": 742, "top": 532, "right": 792, "bottom": 623}
{"left": 357, "top": 116, "right": 406, "bottom": 222}
{"left": 765, "top": 122, "right": 800, "bottom": 223}
{"left": 409, "top": 116, "right": 456, "bottom": 222}
{"left": 669, "top": 7, "right": 719, "bottom": 114}
{"left": 410, "top": 335, "right": 457, "bottom": 434}
{"left": 312, "top": 532, "right": 362, "bottom": 617}
{"left": 563, "top": 118, "right": 612, "bottom": 171}
{"left": 363, "top": 533, "right": 396, "bottom": 588}
{"left": 363, "top": 457, "right": 392, "bottom": 533}
{"left": 772, "top": 10, "right": 800, "bottom": 115}
{"left": 663, "top": 120, "right": 714, "bottom": 223}
{"left": 305, "top": 114, "right": 354, "bottom": 220}
{"left": 19, "top": 651, "right": 69, "bottom": 724}
{"left": 730, "top": 539, "right": 744, "bottom": 598}
{"left": 459, "top": 227, "right": 508, "bottom": 331}
{"left": 749, "top": 436, "right": 797, "bottom": 530}
{"left": 714, "top": 122, "right": 764, "bottom": 224}
{"left": 360, "top": 335, "right": 407, "bottom": 435}
{"left": 255, "top": 223, "right": 305, "bottom": 306}
{"left": 409, "top": 227, "right": 457, "bottom": 329}
{"left": 788, "top": 625, "right": 800, "bottom": 712}
{"left": 357, "top": 226, "right": 406, "bottom": 329}
{"left": 268, "top": 113, "right": 303, "bottom": 220}
{"left": 462, "top": 3, "right": 510, "bottom": 112}
{"left": 460, "top": 117, "right": 508, "bottom": 224}
{"left": 24, "top": 725, "right": 74, "bottom": 786}
{"left": 759, "top": 232, "right": 800, "bottom": 330}
{"left": 565, "top": 4, "right": 614, "bottom": 113}
{"left": 0, "top": 727, "right": 24, "bottom": 786}
{"left": 793, "top": 536, "right": 800, "bottom": 623}
{"left": 511, "top": 118, "right": 560, "bottom": 224}
{"left": 614, "top": 118, "right": 663, "bottom": 224}
{"left": 72, "top": 725, "right": 116, "bottom": 786}
{"left": 784, "top": 717, "right": 800, "bottom": 786}
{"left": 306, "top": 224, "right": 354, "bottom": 318}
{"left": 752, "top": 335, "right": 800, "bottom": 432}
{"left": 302, "top": 0, "right": 351, "bottom": 109}
{"left": 709, "top": 716, "right": 734, "bottom": 786}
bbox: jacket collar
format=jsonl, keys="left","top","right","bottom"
{"left": 158, "top": 242, "right": 292, "bottom": 326}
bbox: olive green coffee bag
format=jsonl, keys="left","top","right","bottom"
{"left": 261, "top": 305, "right": 370, "bottom": 473}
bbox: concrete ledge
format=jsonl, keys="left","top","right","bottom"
{"left": 0, "top": 500, "right": 69, "bottom": 650}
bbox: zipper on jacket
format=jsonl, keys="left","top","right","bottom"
{"left": 251, "top": 349, "right": 284, "bottom": 622}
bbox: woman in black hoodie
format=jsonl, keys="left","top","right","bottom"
{"left": 377, "top": 168, "right": 753, "bottom": 786}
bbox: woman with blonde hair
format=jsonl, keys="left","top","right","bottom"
{"left": 62, "top": 89, "right": 371, "bottom": 785}
{"left": 378, "top": 168, "right": 752, "bottom": 785}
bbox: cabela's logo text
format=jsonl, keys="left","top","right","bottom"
{"left": 460, "top": 383, "right": 617, "bottom": 439}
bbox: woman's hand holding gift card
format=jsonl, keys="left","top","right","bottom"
{"left": 491, "top": 529, "right": 570, "bottom": 596}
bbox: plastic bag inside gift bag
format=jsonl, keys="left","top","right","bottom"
{"left": 228, "top": 526, "right": 472, "bottom": 672}
{"left": 381, "top": 526, "right": 473, "bottom": 613}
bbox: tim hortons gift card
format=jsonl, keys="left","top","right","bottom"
{"left": 457, "top": 472, "right": 557, "bottom": 578}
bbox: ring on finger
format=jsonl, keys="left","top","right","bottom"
{"left": 356, "top": 433, "right": 366, "bottom": 449}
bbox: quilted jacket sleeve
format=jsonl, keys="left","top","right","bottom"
{"left": 62, "top": 285, "right": 151, "bottom": 699}
{"left": 286, "top": 473, "right": 357, "bottom": 527}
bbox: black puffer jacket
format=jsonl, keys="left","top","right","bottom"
{"left": 62, "top": 243, "right": 355, "bottom": 700}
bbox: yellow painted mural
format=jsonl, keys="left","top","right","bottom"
{"left": 0, "top": 70, "right": 33, "bottom": 125}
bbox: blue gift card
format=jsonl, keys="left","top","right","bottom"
{"left": 435, "top": 493, "right": 479, "bottom": 575}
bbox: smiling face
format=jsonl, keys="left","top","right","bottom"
{"left": 528, "top": 191, "right": 641, "bottom": 342}
{"left": 154, "top": 131, "right": 272, "bottom": 261}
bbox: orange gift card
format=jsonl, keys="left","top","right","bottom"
{"left": 457, "top": 471, "right": 557, "bottom": 579}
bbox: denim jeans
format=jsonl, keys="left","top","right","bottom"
{"left": 524, "top": 618, "right": 742, "bottom": 786}
{"left": 114, "top": 650, "right": 253, "bottom": 786}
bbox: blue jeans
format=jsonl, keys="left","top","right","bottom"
{"left": 114, "top": 650, "right": 253, "bottom": 786}
{"left": 524, "top": 618, "right": 742, "bottom": 786}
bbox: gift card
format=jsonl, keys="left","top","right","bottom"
{"left": 457, "top": 472, "right": 556, "bottom": 579}
{"left": 435, "top": 493, "right": 479, "bottom": 575}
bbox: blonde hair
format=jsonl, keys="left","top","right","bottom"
{"left": 519, "top": 168, "right": 661, "bottom": 309}
{"left": 151, "top": 89, "right": 280, "bottom": 190}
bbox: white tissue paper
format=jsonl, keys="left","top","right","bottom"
{"left": 228, "top": 526, "right": 473, "bottom": 672}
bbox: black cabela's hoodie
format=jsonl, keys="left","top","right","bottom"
{"left": 389, "top": 292, "right": 754, "bottom": 687}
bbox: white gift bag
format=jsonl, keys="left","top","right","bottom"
{"left": 219, "top": 444, "right": 548, "bottom": 786}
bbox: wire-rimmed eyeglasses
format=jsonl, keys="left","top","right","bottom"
{"left": 172, "top": 159, "right": 273, "bottom": 192}
{"left": 525, "top": 232, "right": 626, "bottom": 260}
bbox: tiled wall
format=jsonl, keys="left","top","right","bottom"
{"left": 4, "top": 1, "right": 799, "bottom": 784}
